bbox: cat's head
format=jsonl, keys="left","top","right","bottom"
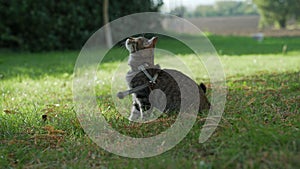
{"left": 125, "top": 36, "right": 158, "bottom": 53}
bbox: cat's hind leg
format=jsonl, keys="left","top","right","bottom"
{"left": 129, "top": 102, "right": 142, "bottom": 121}
{"left": 129, "top": 95, "right": 143, "bottom": 121}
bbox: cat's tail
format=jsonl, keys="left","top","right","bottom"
{"left": 199, "top": 83, "right": 207, "bottom": 94}
{"left": 198, "top": 83, "right": 211, "bottom": 110}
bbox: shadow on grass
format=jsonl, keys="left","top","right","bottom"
{"left": 105, "top": 71, "right": 300, "bottom": 138}
{"left": 1, "top": 35, "right": 300, "bottom": 80}
{"left": 0, "top": 70, "right": 299, "bottom": 168}
{"left": 0, "top": 51, "right": 78, "bottom": 80}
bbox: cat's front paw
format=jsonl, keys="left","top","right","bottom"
{"left": 129, "top": 109, "right": 141, "bottom": 122}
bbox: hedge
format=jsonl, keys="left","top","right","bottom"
{"left": 0, "top": 0, "right": 163, "bottom": 51}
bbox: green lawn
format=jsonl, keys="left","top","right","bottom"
{"left": 0, "top": 35, "right": 300, "bottom": 168}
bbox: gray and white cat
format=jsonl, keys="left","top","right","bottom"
{"left": 125, "top": 36, "right": 210, "bottom": 121}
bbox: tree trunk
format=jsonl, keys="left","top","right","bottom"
{"left": 278, "top": 18, "right": 286, "bottom": 29}
{"left": 103, "top": 0, "right": 113, "bottom": 48}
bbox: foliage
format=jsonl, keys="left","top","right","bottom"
{"left": 0, "top": 35, "right": 300, "bottom": 168}
{"left": 191, "top": 1, "right": 258, "bottom": 18}
{"left": 253, "top": 0, "right": 300, "bottom": 28}
{"left": 170, "top": 6, "right": 187, "bottom": 17}
{"left": 0, "top": 0, "right": 163, "bottom": 51}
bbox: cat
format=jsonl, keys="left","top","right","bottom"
{"left": 124, "top": 36, "right": 210, "bottom": 121}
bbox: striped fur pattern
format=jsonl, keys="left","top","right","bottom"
{"left": 125, "top": 36, "right": 210, "bottom": 121}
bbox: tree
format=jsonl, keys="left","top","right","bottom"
{"left": 103, "top": 0, "right": 113, "bottom": 48}
{"left": 194, "top": 5, "right": 217, "bottom": 17}
{"left": 170, "top": 6, "right": 187, "bottom": 17}
{"left": 0, "top": 0, "right": 163, "bottom": 51}
{"left": 253, "top": 0, "right": 300, "bottom": 28}
{"left": 193, "top": 1, "right": 258, "bottom": 18}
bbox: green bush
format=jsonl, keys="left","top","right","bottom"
{"left": 0, "top": 0, "right": 163, "bottom": 51}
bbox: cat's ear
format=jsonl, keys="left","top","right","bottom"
{"left": 128, "top": 37, "right": 135, "bottom": 42}
{"left": 149, "top": 37, "right": 158, "bottom": 47}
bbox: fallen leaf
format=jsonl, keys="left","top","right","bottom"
{"left": 43, "top": 125, "right": 65, "bottom": 135}
{"left": 3, "top": 109, "right": 17, "bottom": 114}
{"left": 247, "top": 97, "right": 256, "bottom": 106}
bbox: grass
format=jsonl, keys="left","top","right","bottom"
{"left": 0, "top": 35, "right": 300, "bottom": 168}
